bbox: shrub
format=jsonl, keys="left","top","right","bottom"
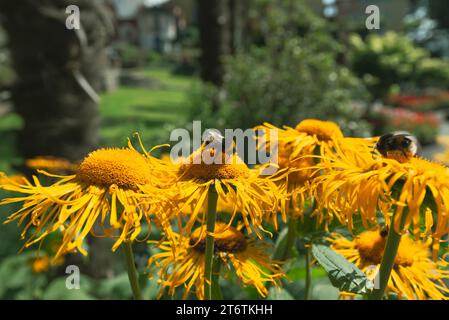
{"left": 349, "top": 32, "right": 449, "bottom": 101}
{"left": 187, "top": 0, "right": 371, "bottom": 137}
{"left": 113, "top": 43, "right": 148, "bottom": 69}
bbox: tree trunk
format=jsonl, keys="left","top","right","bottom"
{"left": 0, "top": 0, "right": 114, "bottom": 280}
{"left": 228, "top": 0, "right": 237, "bottom": 55}
{"left": 197, "top": 0, "right": 228, "bottom": 88}
{"left": 0, "top": 0, "right": 110, "bottom": 163}
{"left": 428, "top": 0, "right": 449, "bottom": 29}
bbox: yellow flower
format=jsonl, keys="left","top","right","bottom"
{"left": 256, "top": 119, "right": 374, "bottom": 222}
{"left": 0, "top": 141, "right": 171, "bottom": 259}
{"left": 295, "top": 119, "right": 344, "bottom": 141}
{"left": 31, "top": 255, "right": 50, "bottom": 273}
{"left": 257, "top": 119, "right": 344, "bottom": 175}
{"left": 148, "top": 143, "right": 287, "bottom": 238}
{"left": 0, "top": 174, "right": 27, "bottom": 186}
{"left": 149, "top": 222, "right": 284, "bottom": 299}
{"left": 30, "top": 252, "right": 64, "bottom": 273}
{"left": 259, "top": 119, "right": 344, "bottom": 153}
{"left": 329, "top": 229, "right": 449, "bottom": 300}
{"left": 313, "top": 138, "right": 449, "bottom": 256}
{"left": 26, "top": 156, "right": 79, "bottom": 174}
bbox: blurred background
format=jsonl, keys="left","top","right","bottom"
{"left": 1, "top": 0, "right": 449, "bottom": 300}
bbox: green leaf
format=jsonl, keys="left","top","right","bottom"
{"left": 42, "top": 278, "right": 94, "bottom": 300}
{"left": 312, "top": 244, "right": 374, "bottom": 295}
{"left": 297, "top": 211, "right": 340, "bottom": 241}
{"left": 286, "top": 263, "right": 327, "bottom": 281}
{"left": 0, "top": 252, "right": 36, "bottom": 297}
{"left": 95, "top": 272, "right": 132, "bottom": 299}
{"left": 312, "top": 283, "right": 340, "bottom": 300}
{"left": 271, "top": 227, "right": 289, "bottom": 261}
{"left": 141, "top": 275, "right": 160, "bottom": 300}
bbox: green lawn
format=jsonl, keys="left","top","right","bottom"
{"left": 0, "top": 66, "right": 193, "bottom": 173}
{"left": 100, "top": 66, "right": 193, "bottom": 149}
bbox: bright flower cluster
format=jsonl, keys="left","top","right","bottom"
{"left": 330, "top": 229, "right": 449, "bottom": 300}
{"left": 1, "top": 119, "right": 449, "bottom": 300}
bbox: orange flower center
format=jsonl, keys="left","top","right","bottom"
{"left": 77, "top": 148, "right": 152, "bottom": 190}
{"left": 179, "top": 147, "right": 250, "bottom": 181}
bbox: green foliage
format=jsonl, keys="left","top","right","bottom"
{"left": 282, "top": 267, "right": 339, "bottom": 300}
{"left": 99, "top": 67, "right": 191, "bottom": 149}
{"left": 312, "top": 244, "right": 374, "bottom": 295}
{"left": 267, "top": 287, "right": 294, "bottom": 300}
{"left": 141, "top": 274, "right": 160, "bottom": 300}
{"left": 246, "top": 0, "right": 330, "bottom": 48}
{"left": 349, "top": 32, "right": 449, "bottom": 101}
{"left": 415, "top": 58, "right": 449, "bottom": 88}
{"left": 272, "top": 228, "right": 291, "bottom": 261}
{"left": 113, "top": 43, "right": 149, "bottom": 69}
{"left": 95, "top": 273, "right": 132, "bottom": 299}
{"left": 0, "top": 252, "right": 38, "bottom": 298}
{"left": 171, "top": 26, "right": 200, "bottom": 76}
{"left": 42, "top": 278, "right": 94, "bottom": 300}
{"left": 187, "top": 0, "right": 370, "bottom": 137}
{"left": 0, "top": 196, "right": 25, "bottom": 258}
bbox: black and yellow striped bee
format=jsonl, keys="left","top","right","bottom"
{"left": 375, "top": 131, "right": 419, "bottom": 163}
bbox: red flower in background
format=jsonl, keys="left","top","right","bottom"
{"left": 389, "top": 91, "right": 449, "bottom": 111}
{"left": 377, "top": 107, "right": 440, "bottom": 128}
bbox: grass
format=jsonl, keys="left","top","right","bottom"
{"left": 0, "top": 66, "right": 194, "bottom": 173}
{"left": 100, "top": 66, "right": 193, "bottom": 149}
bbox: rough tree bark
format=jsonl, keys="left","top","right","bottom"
{"left": 0, "top": 0, "right": 114, "bottom": 279}
{"left": 0, "top": 0, "right": 111, "bottom": 162}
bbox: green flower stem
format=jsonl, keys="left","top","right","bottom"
{"left": 204, "top": 186, "right": 219, "bottom": 300}
{"left": 368, "top": 211, "right": 408, "bottom": 300}
{"left": 282, "top": 215, "right": 297, "bottom": 260}
{"left": 211, "top": 257, "right": 224, "bottom": 300}
{"left": 304, "top": 246, "right": 312, "bottom": 300}
{"left": 123, "top": 241, "right": 143, "bottom": 300}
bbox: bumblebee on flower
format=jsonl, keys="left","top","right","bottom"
{"left": 256, "top": 119, "right": 375, "bottom": 224}
{"left": 313, "top": 131, "right": 449, "bottom": 256}
{"left": 149, "top": 132, "right": 289, "bottom": 240}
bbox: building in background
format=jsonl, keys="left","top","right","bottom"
{"left": 137, "top": 2, "right": 177, "bottom": 52}
{"left": 108, "top": 0, "right": 189, "bottom": 53}
{"left": 305, "top": 0, "right": 410, "bottom": 31}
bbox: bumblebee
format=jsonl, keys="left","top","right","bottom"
{"left": 375, "top": 131, "right": 419, "bottom": 163}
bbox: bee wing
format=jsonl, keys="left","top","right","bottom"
{"left": 392, "top": 131, "right": 420, "bottom": 155}
{"left": 409, "top": 135, "right": 420, "bottom": 155}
